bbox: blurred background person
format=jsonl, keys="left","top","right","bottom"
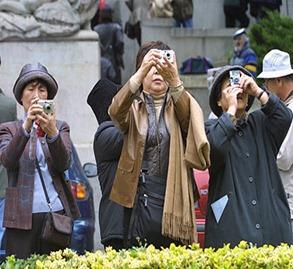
{"left": 171, "top": 0, "right": 193, "bottom": 28}
{"left": 124, "top": 0, "right": 149, "bottom": 46}
{"left": 87, "top": 78, "right": 124, "bottom": 250}
{"left": 100, "top": 57, "right": 117, "bottom": 82}
{"left": 258, "top": 49, "right": 293, "bottom": 232}
{"left": 223, "top": 0, "right": 249, "bottom": 28}
{"left": 0, "top": 63, "right": 80, "bottom": 258}
{"left": 108, "top": 40, "right": 210, "bottom": 248}
{"left": 93, "top": 2, "right": 124, "bottom": 84}
{"left": 250, "top": 0, "right": 282, "bottom": 21}
{"left": 230, "top": 28, "right": 258, "bottom": 77}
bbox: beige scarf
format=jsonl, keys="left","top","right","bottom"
{"left": 162, "top": 93, "right": 210, "bottom": 244}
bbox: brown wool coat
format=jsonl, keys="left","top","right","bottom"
{"left": 0, "top": 120, "right": 80, "bottom": 230}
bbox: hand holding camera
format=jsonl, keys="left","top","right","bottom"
{"left": 155, "top": 50, "right": 181, "bottom": 87}
{"left": 23, "top": 97, "right": 57, "bottom": 137}
{"left": 230, "top": 70, "right": 260, "bottom": 97}
{"left": 36, "top": 100, "right": 58, "bottom": 137}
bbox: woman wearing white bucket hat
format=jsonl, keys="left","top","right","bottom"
{"left": 258, "top": 49, "right": 293, "bottom": 233}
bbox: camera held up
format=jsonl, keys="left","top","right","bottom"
{"left": 160, "top": 50, "right": 174, "bottom": 63}
{"left": 229, "top": 70, "right": 241, "bottom": 87}
{"left": 37, "top": 100, "right": 55, "bottom": 114}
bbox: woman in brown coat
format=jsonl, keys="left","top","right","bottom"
{"left": 108, "top": 41, "right": 210, "bottom": 248}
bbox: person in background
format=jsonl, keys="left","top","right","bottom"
{"left": 257, "top": 49, "right": 293, "bottom": 233}
{"left": 230, "top": 28, "right": 258, "bottom": 77}
{"left": 250, "top": 0, "right": 282, "bottom": 21}
{"left": 93, "top": 3, "right": 124, "bottom": 84}
{"left": 171, "top": 0, "right": 193, "bottom": 28}
{"left": 223, "top": 0, "right": 249, "bottom": 28}
{"left": 87, "top": 78, "right": 124, "bottom": 250}
{"left": 101, "top": 57, "right": 117, "bottom": 82}
{"left": 205, "top": 65, "right": 292, "bottom": 248}
{"left": 0, "top": 63, "right": 80, "bottom": 258}
{"left": 0, "top": 56, "right": 17, "bottom": 260}
{"left": 124, "top": 0, "right": 149, "bottom": 46}
{"left": 108, "top": 40, "right": 210, "bottom": 248}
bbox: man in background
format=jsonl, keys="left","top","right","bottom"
{"left": 93, "top": 3, "right": 124, "bottom": 84}
{"left": 258, "top": 49, "right": 293, "bottom": 232}
{"left": 87, "top": 79, "right": 124, "bottom": 250}
{"left": 230, "top": 28, "right": 258, "bottom": 77}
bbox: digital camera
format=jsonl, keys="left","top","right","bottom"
{"left": 160, "top": 50, "right": 174, "bottom": 63}
{"left": 38, "top": 100, "right": 55, "bottom": 114}
{"left": 229, "top": 70, "right": 241, "bottom": 86}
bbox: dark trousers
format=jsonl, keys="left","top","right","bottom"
{"left": 5, "top": 212, "right": 63, "bottom": 259}
{"left": 224, "top": 5, "right": 249, "bottom": 28}
{"left": 103, "top": 239, "right": 124, "bottom": 251}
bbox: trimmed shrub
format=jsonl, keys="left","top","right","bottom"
{"left": 249, "top": 11, "right": 293, "bottom": 75}
{"left": 1, "top": 241, "right": 293, "bottom": 269}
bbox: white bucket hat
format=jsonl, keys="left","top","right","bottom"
{"left": 257, "top": 49, "right": 293, "bottom": 79}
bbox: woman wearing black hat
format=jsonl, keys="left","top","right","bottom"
{"left": 205, "top": 65, "right": 293, "bottom": 248}
{"left": 0, "top": 63, "right": 80, "bottom": 258}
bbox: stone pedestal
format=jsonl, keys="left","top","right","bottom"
{"left": 0, "top": 30, "right": 100, "bottom": 164}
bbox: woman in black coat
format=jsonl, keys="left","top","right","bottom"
{"left": 205, "top": 65, "right": 293, "bottom": 248}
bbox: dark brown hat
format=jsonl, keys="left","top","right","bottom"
{"left": 13, "top": 63, "right": 58, "bottom": 105}
{"left": 87, "top": 78, "right": 120, "bottom": 124}
{"left": 209, "top": 65, "right": 255, "bottom": 117}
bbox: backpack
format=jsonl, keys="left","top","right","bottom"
{"left": 180, "top": 56, "right": 213, "bottom": 75}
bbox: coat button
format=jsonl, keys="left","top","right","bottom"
{"left": 249, "top": 176, "right": 254, "bottom": 183}
{"left": 238, "top": 131, "right": 243, "bottom": 136}
{"left": 256, "top": 223, "right": 261, "bottom": 229}
{"left": 252, "top": 200, "right": 257, "bottom": 205}
{"left": 41, "top": 141, "right": 45, "bottom": 145}
{"left": 245, "top": 152, "right": 250, "bottom": 158}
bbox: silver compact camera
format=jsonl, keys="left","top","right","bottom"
{"left": 229, "top": 70, "right": 241, "bottom": 86}
{"left": 160, "top": 50, "right": 174, "bottom": 63}
{"left": 38, "top": 100, "right": 55, "bottom": 114}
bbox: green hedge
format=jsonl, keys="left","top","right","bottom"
{"left": 1, "top": 241, "right": 293, "bottom": 269}
{"left": 249, "top": 11, "right": 293, "bottom": 75}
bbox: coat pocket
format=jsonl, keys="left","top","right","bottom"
{"left": 3, "top": 187, "right": 18, "bottom": 224}
{"left": 3, "top": 186, "right": 32, "bottom": 229}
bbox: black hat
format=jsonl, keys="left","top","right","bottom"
{"left": 209, "top": 65, "right": 255, "bottom": 117}
{"left": 87, "top": 78, "right": 120, "bottom": 124}
{"left": 13, "top": 63, "right": 58, "bottom": 105}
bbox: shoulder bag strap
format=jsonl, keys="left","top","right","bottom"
{"left": 35, "top": 158, "right": 52, "bottom": 212}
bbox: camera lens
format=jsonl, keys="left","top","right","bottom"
{"left": 166, "top": 52, "right": 170, "bottom": 58}
{"left": 44, "top": 104, "right": 51, "bottom": 110}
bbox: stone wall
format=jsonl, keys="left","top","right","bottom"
{"left": 0, "top": 30, "right": 100, "bottom": 163}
